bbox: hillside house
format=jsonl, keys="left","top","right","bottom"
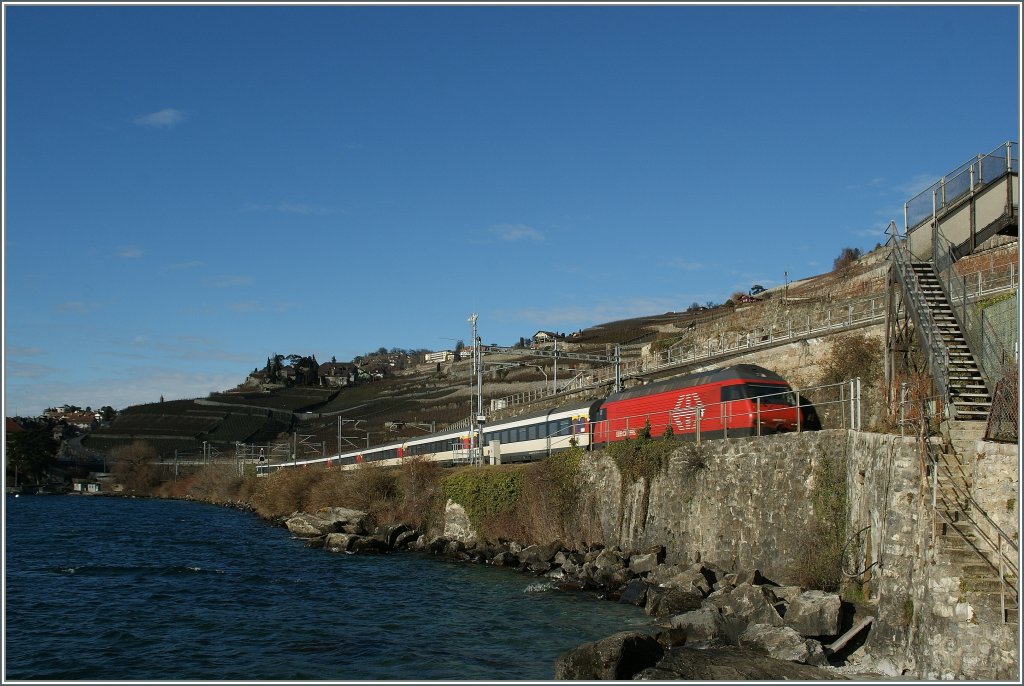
{"left": 532, "top": 331, "right": 567, "bottom": 348}
{"left": 424, "top": 350, "right": 454, "bottom": 363}
{"left": 318, "top": 362, "right": 354, "bottom": 388}
{"left": 63, "top": 411, "right": 98, "bottom": 430}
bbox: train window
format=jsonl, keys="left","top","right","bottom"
{"left": 721, "top": 385, "right": 745, "bottom": 402}
{"left": 518, "top": 427, "right": 527, "bottom": 442}
{"left": 528, "top": 424, "right": 538, "bottom": 441}
{"left": 745, "top": 383, "right": 796, "bottom": 405}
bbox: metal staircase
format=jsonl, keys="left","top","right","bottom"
{"left": 886, "top": 142, "right": 1019, "bottom": 624}
{"left": 926, "top": 420, "right": 1019, "bottom": 624}
{"left": 909, "top": 262, "right": 992, "bottom": 420}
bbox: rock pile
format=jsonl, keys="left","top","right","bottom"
{"left": 284, "top": 510, "right": 865, "bottom": 680}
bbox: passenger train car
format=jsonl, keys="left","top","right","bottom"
{"left": 257, "top": 364, "right": 808, "bottom": 475}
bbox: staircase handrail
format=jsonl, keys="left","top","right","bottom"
{"left": 886, "top": 222, "right": 953, "bottom": 404}
{"left": 933, "top": 230, "right": 1014, "bottom": 393}
{"left": 925, "top": 438, "right": 1019, "bottom": 617}
{"left": 905, "top": 141, "right": 1019, "bottom": 233}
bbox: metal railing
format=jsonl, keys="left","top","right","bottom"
{"left": 922, "top": 432, "right": 1019, "bottom": 623}
{"left": 904, "top": 141, "right": 1019, "bottom": 232}
{"left": 488, "top": 293, "right": 889, "bottom": 415}
{"left": 887, "top": 221, "right": 953, "bottom": 406}
{"left": 591, "top": 378, "right": 862, "bottom": 443}
{"left": 899, "top": 390, "right": 1019, "bottom": 623}
{"left": 933, "top": 230, "right": 1015, "bottom": 392}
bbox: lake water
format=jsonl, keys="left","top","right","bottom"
{"left": 3, "top": 494, "right": 650, "bottom": 680}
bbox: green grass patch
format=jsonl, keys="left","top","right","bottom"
{"left": 440, "top": 466, "right": 524, "bottom": 528}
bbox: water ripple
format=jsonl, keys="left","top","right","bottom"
{"left": 5, "top": 494, "right": 648, "bottom": 680}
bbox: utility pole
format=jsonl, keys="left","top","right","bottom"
{"left": 553, "top": 339, "right": 558, "bottom": 394}
{"left": 469, "top": 313, "right": 484, "bottom": 464}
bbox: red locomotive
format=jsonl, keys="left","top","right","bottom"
{"left": 591, "top": 364, "right": 807, "bottom": 445}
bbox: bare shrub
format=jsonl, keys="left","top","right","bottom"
{"left": 512, "top": 448, "right": 584, "bottom": 545}
{"left": 395, "top": 458, "right": 443, "bottom": 531}
{"left": 817, "top": 332, "right": 885, "bottom": 430}
{"left": 110, "top": 440, "right": 164, "bottom": 494}
{"left": 249, "top": 467, "right": 323, "bottom": 519}
{"left": 186, "top": 464, "right": 247, "bottom": 504}
{"left": 305, "top": 464, "right": 400, "bottom": 523}
{"left": 477, "top": 507, "right": 530, "bottom": 545}
{"left": 833, "top": 247, "right": 863, "bottom": 271}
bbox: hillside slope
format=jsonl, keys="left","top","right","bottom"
{"left": 82, "top": 238, "right": 1017, "bottom": 460}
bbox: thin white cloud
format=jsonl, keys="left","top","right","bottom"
{"left": 489, "top": 224, "right": 544, "bottom": 242}
{"left": 121, "top": 334, "right": 252, "bottom": 363}
{"left": 894, "top": 172, "right": 939, "bottom": 199}
{"left": 164, "top": 260, "right": 206, "bottom": 270}
{"left": 5, "top": 362, "right": 57, "bottom": 379}
{"left": 206, "top": 275, "right": 253, "bottom": 288}
{"left": 6, "top": 346, "right": 44, "bottom": 357}
{"left": 116, "top": 245, "right": 144, "bottom": 258}
{"left": 668, "top": 258, "right": 703, "bottom": 271}
{"left": 134, "top": 108, "right": 187, "bottom": 128}
{"left": 243, "top": 202, "right": 344, "bottom": 216}
{"left": 55, "top": 300, "right": 100, "bottom": 315}
{"left": 499, "top": 297, "right": 679, "bottom": 329}
{"left": 7, "top": 370, "right": 243, "bottom": 416}
{"left": 844, "top": 177, "right": 886, "bottom": 191}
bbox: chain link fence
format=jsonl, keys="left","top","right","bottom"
{"left": 985, "top": 361, "right": 1018, "bottom": 443}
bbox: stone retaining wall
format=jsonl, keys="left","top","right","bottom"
{"left": 446, "top": 429, "right": 1019, "bottom": 678}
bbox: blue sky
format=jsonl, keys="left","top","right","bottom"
{"left": 3, "top": 2, "right": 1021, "bottom": 416}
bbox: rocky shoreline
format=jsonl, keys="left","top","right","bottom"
{"left": 281, "top": 506, "right": 885, "bottom": 681}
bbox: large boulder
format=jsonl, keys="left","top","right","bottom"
{"left": 635, "top": 646, "right": 843, "bottom": 680}
{"left": 553, "top": 631, "right": 663, "bottom": 680}
{"left": 393, "top": 529, "right": 419, "bottom": 549}
{"left": 490, "top": 551, "right": 519, "bottom": 567}
{"left": 350, "top": 536, "right": 390, "bottom": 554}
{"left": 659, "top": 564, "right": 716, "bottom": 596}
{"left": 324, "top": 533, "right": 357, "bottom": 553}
{"left": 669, "top": 608, "right": 747, "bottom": 647}
{"left": 647, "top": 563, "right": 686, "bottom": 586}
{"left": 376, "top": 523, "right": 413, "bottom": 549}
{"left": 618, "top": 578, "right": 649, "bottom": 607}
{"left": 285, "top": 512, "right": 332, "bottom": 538}
{"left": 285, "top": 508, "right": 370, "bottom": 538}
{"left": 443, "top": 500, "right": 475, "bottom": 542}
{"left": 423, "top": 536, "right": 450, "bottom": 554}
{"left": 645, "top": 585, "right": 705, "bottom": 617}
{"left": 517, "top": 541, "right": 564, "bottom": 566}
{"left": 767, "top": 585, "right": 803, "bottom": 605}
{"left": 628, "top": 552, "right": 661, "bottom": 576}
{"left": 554, "top": 550, "right": 583, "bottom": 575}
{"left": 738, "top": 623, "right": 829, "bottom": 666}
{"left": 318, "top": 507, "right": 370, "bottom": 534}
{"left": 704, "top": 583, "right": 784, "bottom": 627}
{"left": 784, "top": 590, "right": 842, "bottom": 637}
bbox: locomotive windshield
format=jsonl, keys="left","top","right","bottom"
{"left": 721, "top": 383, "right": 796, "bottom": 406}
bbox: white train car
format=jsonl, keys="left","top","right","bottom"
{"left": 481, "top": 399, "right": 601, "bottom": 464}
{"left": 256, "top": 399, "right": 603, "bottom": 476}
